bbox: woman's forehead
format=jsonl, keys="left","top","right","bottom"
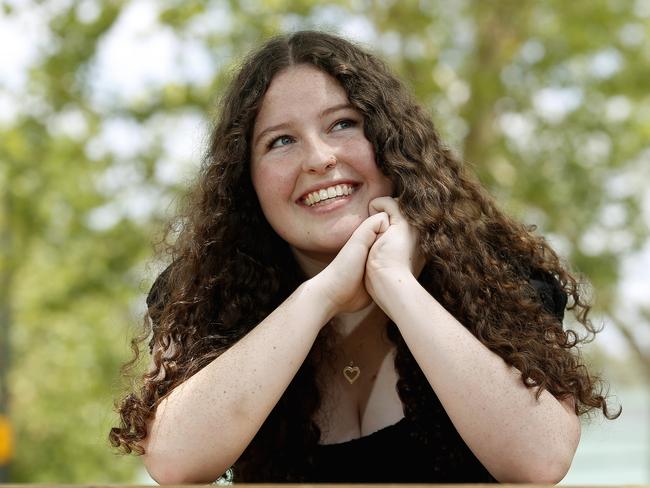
{"left": 253, "top": 65, "right": 351, "bottom": 131}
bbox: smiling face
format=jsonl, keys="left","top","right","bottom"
{"left": 250, "top": 64, "right": 394, "bottom": 263}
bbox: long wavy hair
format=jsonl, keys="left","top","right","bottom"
{"left": 110, "top": 30, "right": 619, "bottom": 481}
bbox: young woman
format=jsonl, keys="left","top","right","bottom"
{"left": 110, "top": 30, "right": 618, "bottom": 484}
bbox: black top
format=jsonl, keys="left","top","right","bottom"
{"left": 307, "top": 416, "right": 496, "bottom": 483}
{"left": 148, "top": 268, "right": 567, "bottom": 483}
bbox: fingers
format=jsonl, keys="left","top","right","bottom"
{"left": 349, "top": 212, "right": 389, "bottom": 248}
{"left": 330, "top": 213, "right": 388, "bottom": 276}
{"left": 375, "top": 212, "right": 390, "bottom": 234}
{"left": 368, "top": 197, "right": 402, "bottom": 223}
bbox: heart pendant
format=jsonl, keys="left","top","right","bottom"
{"left": 343, "top": 365, "right": 360, "bottom": 384}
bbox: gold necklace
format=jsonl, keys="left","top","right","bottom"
{"left": 342, "top": 360, "right": 361, "bottom": 384}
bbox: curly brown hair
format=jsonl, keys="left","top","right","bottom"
{"left": 109, "top": 30, "right": 620, "bottom": 482}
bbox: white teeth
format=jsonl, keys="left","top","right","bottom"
{"left": 303, "top": 184, "right": 356, "bottom": 206}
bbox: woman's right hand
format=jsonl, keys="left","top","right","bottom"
{"left": 311, "top": 212, "right": 389, "bottom": 317}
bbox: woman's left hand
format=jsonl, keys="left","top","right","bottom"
{"left": 365, "top": 197, "right": 426, "bottom": 296}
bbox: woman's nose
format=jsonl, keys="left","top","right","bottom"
{"left": 302, "top": 139, "right": 337, "bottom": 174}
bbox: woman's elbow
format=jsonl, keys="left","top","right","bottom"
{"left": 498, "top": 423, "right": 581, "bottom": 483}
{"left": 522, "top": 456, "right": 573, "bottom": 483}
{"left": 523, "top": 438, "right": 579, "bottom": 483}
{"left": 146, "top": 470, "right": 208, "bottom": 485}
{"left": 496, "top": 456, "right": 573, "bottom": 484}
{"left": 143, "top": 447, "right": 226, "bottom": 484}
{"left": 144, "top": 463, "right": 223, "bottom": 485}
{"left": 143, "top": 449, "right": 184, "bottom": 484}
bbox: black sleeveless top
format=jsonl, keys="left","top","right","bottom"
{"left": 148, "top": 268, "right": 567, "bottom": 483}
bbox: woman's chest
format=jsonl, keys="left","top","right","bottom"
{"left": 313, "top": 345, "right": 404, "bottom": 445}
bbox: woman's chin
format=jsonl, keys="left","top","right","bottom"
{"left": 317, "top": 224, "right": 359, "bottom": 251}
{"left": 284, "top": 216, "right": 367, "bottom": 260}
{"left": 290, "top": 229, "right": 355, "bottom": 260}
{"left": 298, "top": 238, "right": 349, "bottom": 258}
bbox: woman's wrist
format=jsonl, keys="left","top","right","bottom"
{"left": 368, "top": 268, "right": 418, "bottom": 312}
{"left": 300, "top": 276, "right": 339, "bottom": 324}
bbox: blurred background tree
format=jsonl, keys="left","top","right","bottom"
{"left": 0, "top": 0, "right": 647, "bottom": 482}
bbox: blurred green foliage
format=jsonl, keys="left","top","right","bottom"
{"left": 0, "top": 0, "right": 648, "bottom": 482}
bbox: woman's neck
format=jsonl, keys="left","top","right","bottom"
{"left": 291, "top": 246, "right": 391, "bottom": 348}
{"left": 291, "top": 246, "right": 333, "bottom": 278}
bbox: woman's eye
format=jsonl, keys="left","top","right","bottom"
{"left": 332, "top": 119, "right": 356, "bottom": 131}
{"left": 269, "top": 135, "right": 294, "bottom": 149}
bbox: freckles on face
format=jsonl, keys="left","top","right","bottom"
{"left": 253, "top": 164, "right": 295, "bottom": 201}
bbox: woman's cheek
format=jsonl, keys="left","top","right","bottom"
{"left": 255, "top": 165, "right": 297, "bottom": 211}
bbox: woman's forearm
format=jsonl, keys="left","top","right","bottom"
{"left": 142, "top": 279, "right": 334, "bottom": 484}
{"left": 370, "top": 270, "right": 580, "bottom": 483}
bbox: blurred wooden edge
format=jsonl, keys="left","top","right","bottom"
{"left": 0, "top": 485, "right": 646, "bottom": 487}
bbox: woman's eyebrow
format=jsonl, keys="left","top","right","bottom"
{"left": 253, "top": 103, "right": 356, "bottom": 148}
{"left": 319, "top": 102, "right": 355, "bottom": 118}
{"left": 254, "top": 122, "right": 291, "bottom": 147}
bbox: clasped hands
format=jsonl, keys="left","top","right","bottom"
{"left": 314, "top": 196, "right": 426, "bottom": 316}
